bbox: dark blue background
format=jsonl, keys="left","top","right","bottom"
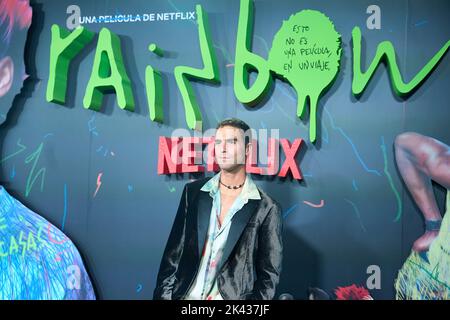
{"left": 0, "top": 0, "right": 448, "bottom": 299}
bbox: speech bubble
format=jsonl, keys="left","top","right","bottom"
{"left": 268, "top": 10, "right": 342, "bottom": 142}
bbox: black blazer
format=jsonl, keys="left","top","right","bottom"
{"left": 153, "top": 177, "right": 283, "bottom": 300}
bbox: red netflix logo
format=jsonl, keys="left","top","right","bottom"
{"left": 157, "top": 136, "right": 304, "bottom": 180}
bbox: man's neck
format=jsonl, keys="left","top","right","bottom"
{"left": 220, "top": 166, "right": 246, "bottom": 188}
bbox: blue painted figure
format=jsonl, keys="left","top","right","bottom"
{"left": 0, "top": 0, "right": 95, "bottom": 299}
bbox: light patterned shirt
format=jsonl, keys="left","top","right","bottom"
{"left": 184, "top": 173, "right": 261, "bottom": 300}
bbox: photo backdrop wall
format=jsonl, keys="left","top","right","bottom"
{"left": 0, "top": 0, "right": 448, "bottom": 299}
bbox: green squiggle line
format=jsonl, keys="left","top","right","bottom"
{"left": 25, "top": 143, "right": 46, "bottom": 197}
{"left": 352, "top": 27, "right": 450, "bottom": 96}
{"left": 174, "top": 5, "right": 220, "bottom": 131}
{"left": 0, "top": 139, "right": 27, "bottom": 163}
{"left": 344, "top": 198, "right": 367, "bottom": 232}
{"left": 381, "top": 136, "right": 402, "bottom": 222}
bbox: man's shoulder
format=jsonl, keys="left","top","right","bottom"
{"left": 256, "top": 188, "right": 282, "bottom": 213}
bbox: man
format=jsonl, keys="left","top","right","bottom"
{"left": 394, "top": 132, "right": 449, "bottom": 299}
{"left": 0, "top": 0, "right": 95, "bottom": 299}
{"left": 154, "top": 118, "right": 283, "bottom": 300}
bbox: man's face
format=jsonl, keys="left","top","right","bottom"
{"left": 214, "top": 126, "right": 249, "bottom": 172}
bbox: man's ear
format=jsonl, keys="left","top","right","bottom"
{"left": 0, "top": 56, "right": 14, "bottom": 98}
{"left": 245, "top": 142, "right": 252, "bottom": 158}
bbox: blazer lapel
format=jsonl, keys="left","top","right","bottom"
{"left": 218, "top": 199, "right": 259, "bottom": 272}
